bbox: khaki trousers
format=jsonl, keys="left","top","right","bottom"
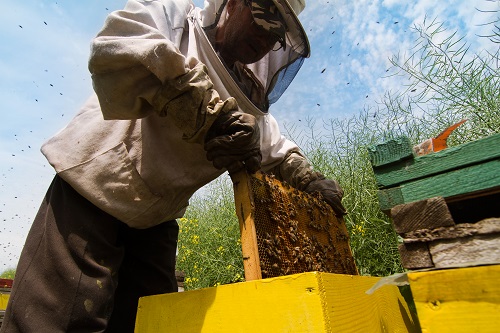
{"left": 1, "top": 175, "right": 178, "bottom": 333}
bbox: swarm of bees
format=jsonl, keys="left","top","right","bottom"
{"left": 250, "top": 173, "right": 358, "bottom": 278}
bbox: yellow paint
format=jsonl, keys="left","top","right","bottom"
{"left": 408, "top": 264, "right": 500, "bottom": 333}
{"left": 318, "top": 273, "right": 417, "bottom": 332}
{"left": 135, "top": 272, "right": 417, "bottom": 333}
{"left": 0, "top": 293, "right": 9, "bottom": 311}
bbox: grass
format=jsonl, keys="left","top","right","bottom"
{"left": 176, "top": 177, "right": 244, "bottom": 290}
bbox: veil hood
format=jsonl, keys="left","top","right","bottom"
{"left": 198, "top": 0, "right": 310, "bottom": 112}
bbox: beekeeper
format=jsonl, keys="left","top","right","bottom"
{"left": 1, "top": 0, "right": 346, "bottom": 332}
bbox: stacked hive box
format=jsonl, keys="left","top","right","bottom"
{"left": 135, "top": 171, "right": 419, "bottom": 332}
{"left": 369, "top": 133, "right": 500, "bottom": 332}
{"left": 406, "top": 264, "right": 500, "bottom": 332}
{"left": 368, "top": 133, "right": 500, "bottom": 269}
{"left": 136, "top": 271, "right": 418, "bottom": 332}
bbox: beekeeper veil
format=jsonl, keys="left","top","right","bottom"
{"left": 199, "top": 0, "right": 310, "bottom": 112}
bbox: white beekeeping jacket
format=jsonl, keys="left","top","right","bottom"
{"left": 41, "top": 0, "right": 311, "bottom": 228}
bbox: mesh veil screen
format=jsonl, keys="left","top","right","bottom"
{"left": 248, "top": 173, "right": 358, "bottom": 278}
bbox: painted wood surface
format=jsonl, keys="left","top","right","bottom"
{"left": 0, "top": 293, "right": 8, "bottom": 311}
{"left": 408, "top": 264, "right": 500, "bottom": 333}
{"left": 371, "top": 133, "right": 500, "bottom": 187}
{"left": 377, "top": 159, "right": 500, "bottom": 211}
{"left": 367, "top": 136, "right": 413, "bottom": 167}
{"left": 0, "top": 280, "right": 12, "bottom": 289}
{"left": 135, "top": 272, "right": 418, "bottom": 333}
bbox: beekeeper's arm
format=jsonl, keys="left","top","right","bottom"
{"left": 88, "top": 0, "right": 235, "bottom": 144}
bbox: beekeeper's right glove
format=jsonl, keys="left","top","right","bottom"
{"left": 204, "top": 110, "right": 262, "bottom": 174}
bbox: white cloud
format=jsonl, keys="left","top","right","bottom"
{"left": 382, "top": 0, "right": 406, "bottom": 7}
{"left": 274, "top": 0, "right": 497, "bottom": 127}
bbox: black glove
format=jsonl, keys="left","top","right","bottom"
{"left": 304, "top": 176, "right": 347, "bottom": 217}
{"left": 204, "top": 110, "right": 261, "bottom": 174}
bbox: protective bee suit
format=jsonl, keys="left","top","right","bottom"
{"left": 1, "top": 1, "right": 344, "bottom": 332}
{"left": 39, "top": 0, "right": 317, "bottom": 229}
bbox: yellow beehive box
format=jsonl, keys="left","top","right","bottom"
{"left": 0, "top": 293, "right": 8, "bottom": 311}
{"left": 1, "top": 291, "right": 10, "bottom": 327}
{"left": 135, "top": 272, "right": 418, "bottom": 333}
{"left": 408, "top": 264, "right": 500, "bottom": 333}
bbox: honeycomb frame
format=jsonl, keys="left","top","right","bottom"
{"left": 232, "top": 171, "right": 358, "bottom": 280}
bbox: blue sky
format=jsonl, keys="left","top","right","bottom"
{"left": 1, "top": 0, "right": 498, "bottom": 270}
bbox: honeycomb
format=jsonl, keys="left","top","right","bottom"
{"left": 241, "top": 172, "right": 358, "bottom": 278}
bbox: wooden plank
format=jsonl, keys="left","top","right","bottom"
{"left": 367, "top": 136, "right": 414, "bottom": 167}
{"left": 408, "top": 264, "right": 500, "bottom": 333}
{"left": 429, "top": 234, "right": 500, "bottom": 268}
{"left": 230, "top": 170, "right": 262, "bottom": 281}
{"left": 403, "top": 218, "right": 500, "bottom": 243}
{"left": 390, "top": 197, "right": 455, "bottom": 234}
{"left": 373, "top": 133, "right": 500, "bottom": 188}
{"left": 135, "top": 272, "right": 418, "bottom": 333}
{"left": 398, "top": 242, "right": 434, "bottom": 270}
{"left": 377, "top": 160, "right": 500, "bottom": 210}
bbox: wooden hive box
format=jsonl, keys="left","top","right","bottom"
{"left": 407, "top": 264, "right": 500, "bottom": 333}
{"left": 135, "top": 271, "right": 419, "bottom": 332}
{"left": 136, "top": 171, "right": 419, "bottom": 332}
{"left": 0, "top": 279, "right": 13, "bottom": 328}
{"left": 368, "top": 133, "right": 500, "bottom": 269}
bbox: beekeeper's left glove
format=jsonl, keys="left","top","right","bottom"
{"left": 304, "top": 175, "right": 347, "bottom": 217}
